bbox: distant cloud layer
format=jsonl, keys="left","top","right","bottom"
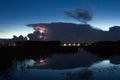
{"left": 27, "top": 22, "right": 120, "bottom": 43}
{"left": 64, "top": 8, "right": 93, "bottom": 24}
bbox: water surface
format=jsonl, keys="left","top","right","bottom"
{"left": 0, "top": 49, "right": 120, "bottom": 80}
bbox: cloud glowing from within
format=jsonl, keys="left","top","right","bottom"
{"left": 34, "top": 27, "right": 48, "bottom": 33}
{"left": 34, "top": 26, "right": 48, "bottom": 40}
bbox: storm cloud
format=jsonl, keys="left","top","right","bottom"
{"left": 27, "top": 22, "right": 120, "bottom": 43}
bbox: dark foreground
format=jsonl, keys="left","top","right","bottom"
{"left": 0, "top": 41, "right": 120, "bottom": 80}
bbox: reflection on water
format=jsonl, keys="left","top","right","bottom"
{"left": 34, "top": 59, "right": 49, "bottom": 67}
{"left": 1, "top": 49, "right": 120, "bottom": 80}
{"left": 28, "top": 49, "right": 100, "bottom": 69}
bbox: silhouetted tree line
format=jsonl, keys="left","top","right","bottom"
{"left": 84, "top": 40, "right": 120, "bottom": 58}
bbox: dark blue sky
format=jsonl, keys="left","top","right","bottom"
{"left": 0, "top": 0, "right": 120, "bottom": 38}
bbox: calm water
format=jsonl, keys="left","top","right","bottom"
{"left": 1, "top": 49, "right": 120, "bottom": 80}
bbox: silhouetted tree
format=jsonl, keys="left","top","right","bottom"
{"left": 12, "top": 35, "right": 27, "bottom": 42}
{"left": 64, "top": 8, "right": 93, "bottom": 24}
{"left": 13, "top": 35, "right": 18, "bottom": 39}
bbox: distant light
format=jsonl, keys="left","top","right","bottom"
{"left": 63, "top": 43, "right": 67, "bottom": 46}
{"left": 77, "top": 43, "right": 80, "bottom": 46}
{"left": 68, "top": 43, "right": 71, "bottom": 46}
{"left": 73, "top": 43, "right": 76, "bottom": 46}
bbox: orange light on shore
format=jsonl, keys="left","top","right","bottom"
{"left": 61, "top": 43, "right": 81, "bottom": 46}
{"left": 77, "top": 43, "right": 80, "bottom": 46}
{"left": 63, "top": 43, "right": 67, "bottom": 46}
{"left": 73, "top": 43, "right": 76, "bottom": 46}
{"left": 68, "top": 43, "right": 71, "bottom": 46}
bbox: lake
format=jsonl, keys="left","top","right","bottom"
{"left": 0, "top": 48, "right": 120, "bottom": 80}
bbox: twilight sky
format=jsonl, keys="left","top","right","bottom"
{"left": 0, "top": 0, "right": 120, "bottom": 38}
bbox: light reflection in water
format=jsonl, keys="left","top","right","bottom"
{"left": 28, "top": 49, "right": 100, "bottom": 69}
{"left": 1, "top": 49, "right": 120, "bottom": 80}
{"left": 11, "top": 60, "right": 120, "bottom": 80}
{"left": 35, "top": 59, "right": 48, "bottom": 66}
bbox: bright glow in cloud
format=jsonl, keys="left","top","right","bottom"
{"left": 31, "top": 26, "right": 49, "bottom": 40}
{"left": 34, "top": 26, "right": 48, "bottom": 33}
